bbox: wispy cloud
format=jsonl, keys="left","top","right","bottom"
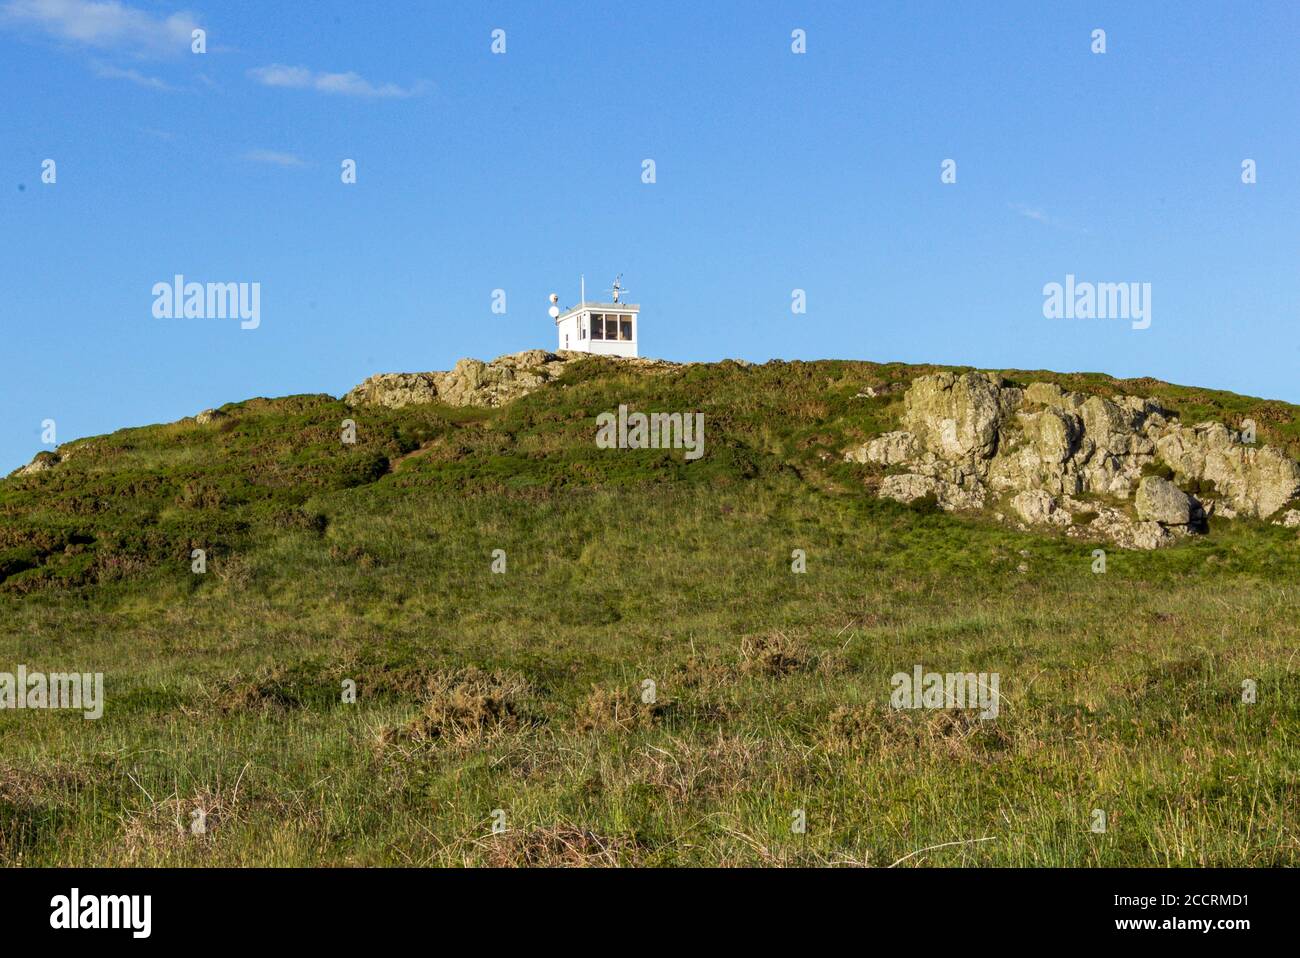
{"left": 241, "top": 149, "right": 305, "bottom": 168}
{"left": 1, "top": 0, "right": 199, "bottom": 57}
{"left": 92, "top": 60, "right": 172, "bottom": 89}
{"left": 1010, "top": 202, "right": 1091, "bottom": 235}
{"left": 247, "top": 63, "right": 429, "bottom": 99}
{"left": 1012, "top": 203, "right": 1052, "bottom": 225}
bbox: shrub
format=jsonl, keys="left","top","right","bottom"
{"left": 909, "top": 493, "right": 941, "bottom": 514}
{"left": 335, "top": 452, "right": 390, "bottom": 488}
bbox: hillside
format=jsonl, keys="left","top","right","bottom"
{"left": 2, "top": 354, "right": 1299, "bottom": 866}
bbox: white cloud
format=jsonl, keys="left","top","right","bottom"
{"left": 248, "top": 63, "right": 428, "bottom": 99}
{"left": 1012, "top": 203, "right": 1052, "bottom": 225}
{"left": 1, "top": 0, "right": 199, "bottom": 56}
{"left": 241, "top": 149, "right": 305, "bottom": 168}
{"left": 92, "top": 60, "right": 172, "bottom": 88}
{"left": 1010, "top": 203, "right": 1090, "bottom": 236}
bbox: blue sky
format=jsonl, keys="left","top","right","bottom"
{"left": 2, "top": 0, "right": 1297, "bottom": 472}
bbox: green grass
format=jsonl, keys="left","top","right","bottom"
{"left": 1, "top": 357, "right": 1298, "bottom": 866}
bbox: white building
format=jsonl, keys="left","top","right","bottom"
{"left": 550, "top": 276, "right": 639, "bottom": 358}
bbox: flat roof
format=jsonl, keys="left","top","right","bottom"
{"left": 556, "top": 301, "right": 640, "bottom": 323}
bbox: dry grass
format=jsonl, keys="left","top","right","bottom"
{"left": 378, "top": 667, "right": 537, "bottom": 748}
{"left": 576, "top": 683, "right": 668, "bottom": 733}
{"left": 480, "top": 824, "right": 641, "bottom": 867}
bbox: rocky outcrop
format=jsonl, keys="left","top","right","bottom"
{"left": 1155, "top": 423, "right": 1300, "bottom": 519}
{"left": 11, "top": 451, "right": 60, "bottom": 477}
{"left": 345, "top": 350, "right": 569, "bottom": 409}
{"left": 845, "top": 372, "right": 1300, "bottom": 548}
{"left": 7, "top": 440, "right": 98, "bottom": 479}
{"left": 344, "top": 372, "right": 441, "bottom": 409}
{"left": 344, "top": 349, "right": 676, "bottom": 410}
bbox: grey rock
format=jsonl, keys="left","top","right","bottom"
{"left": 1135, "top": 476, "right": 1194, "bottom": 525}
{"left": 878, "top": 473, "right": 985, "bottom": 512}
{"left": 1274, "top": 509, "right": 1300, "bottom": 529}
{"left": 1011, "top": 489, "right": 1070, "bottom": 527}
{"left": 12, "top": 451, "right": 60, "bottom": 476}
{"left": 345, "top": 350, "right": 677, "bottom": 410}
{"left": 879, "top": 473, "right": 941, "bottom": 504}
{"left": 845, "top": 431, "right": 918, "bottom": 466}
{"left": 844, "top": 371, "right": 1300, "bottom": 548}
{"left": 1156, "top": 425, "right": 1300, "bottom": 519}
{"left": 901, "top": 371, "right": 1013, "bottom": 462}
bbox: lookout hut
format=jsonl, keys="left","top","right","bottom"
{"left": 550, "top": 275, "right": 639, "bottom": 358}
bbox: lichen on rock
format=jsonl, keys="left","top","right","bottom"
{"left": 845, "top": 372, "right": 1300, "bottom": 549}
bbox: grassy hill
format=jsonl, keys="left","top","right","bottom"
{"left": 2, "top": 356, "right": 1299, "bottom": 866}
